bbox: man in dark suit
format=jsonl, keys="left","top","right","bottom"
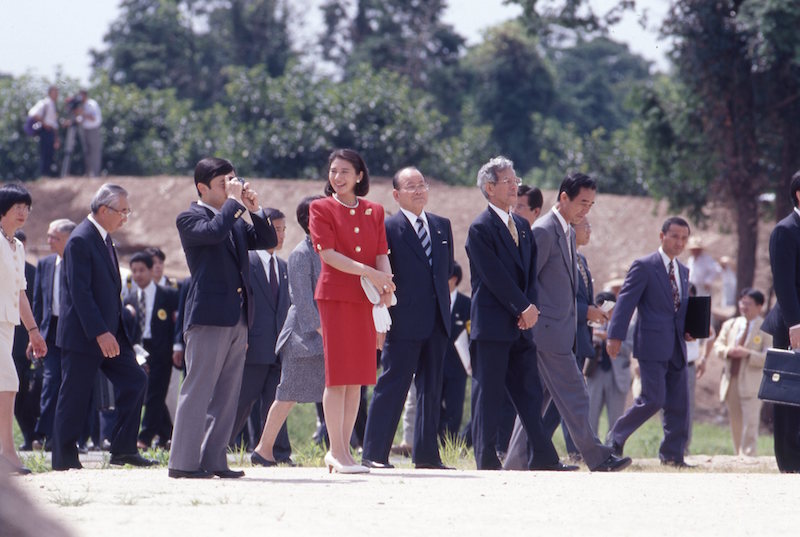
{"left": 168, "top": 157, "right": 277, "bottom": 479}
{"left": 11, "top": 231, "right": 39, "bottom": 451}
{"left": 439, "top": 261, "right": 471, "bottom": 441}
{"left": 124, "top": 251, "right": 179, "bottom": 449}
{"left": 465, "top": 156, "right": 565, "bottom": 471}
{"left": 229, "top": 210, "right": 292, "bottom": 462}
{"left": 762, "top": 171, "right": 800, "bottom": 473}
{"left": 361, "top": 167, "right": 454, "bottom": 470}
{"left": 31, "top": 219, "right": 76, "bottom": 450}
{"left": 52, "top": 184, "right": 153, "bottom": 470}
{"left": 606, "top": 216, "right": 693, "bottom": 467}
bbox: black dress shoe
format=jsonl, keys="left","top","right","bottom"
{"left": 592, "top": 454, "right": 632, "bottom": 472}
{"left": 214, "top": 469, "right": 245, "bottom": 479}
{"left": 109, "top": 453, "right": 156, "bottom": 467}
{"left": 168, "top": 468, "right": 214, "bottom": 479}
{"left": 532, "top": 462, "right": 580, "bottom": 471}
{"left": 361, "top": 459, "right": 394, "bottom": 469}
{"left": 608, "top": 440, "right": 624, "bottom": 457}
{"left": 251, "top": 452, "right": 277, "bottom": 467}
{"left": 661, "top": 459, "right": 696, "bottom": 469}
{"left": 415, "top": 462, "right": 455, "bottom": 470}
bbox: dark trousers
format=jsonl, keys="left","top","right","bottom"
{"left": 230, "top": 363, "right": 291, "bottom": 461}
{"left": 459, "top": 381, "right": 516, "bottom": 451}
{"left": 607, "top": 348, "right": 689, "bottom": 462}
{"left": 138, "top": 341, "right": 173, "bottom": 446}
{"left": 439, "top": 357, "right": 467, "bottom": 441}
{"left": 771, "top": 331, "right": 800, "bottom": 472}
{"left": 38, "top": 128, "right": 56, "bottom": 177}
{"left": 12, "top": 352, "right": 42, "bottom": 447}
{"left": 471, "top": 338, "right": 558, "bottom": 470}
{"left": 52, "top": 340, "right": 147, "bottom": 470}
{"left": 363, "top": 323, "right": 448, "bottom": 466}
{"left": 35, "top": 334, "right": 62, "bottom": 441}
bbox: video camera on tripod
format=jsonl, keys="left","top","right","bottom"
{"left": 59, "top": 94, "right": 85, "bottom": 177}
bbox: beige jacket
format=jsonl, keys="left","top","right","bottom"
{"left": 713, "top": 315, "right": 772, "bottom": 401}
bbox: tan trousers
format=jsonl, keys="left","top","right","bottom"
{"left": 725, "top": 375, "right": 762, "bottom": 456}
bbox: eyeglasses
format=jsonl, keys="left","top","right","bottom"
{"left": 496, "top": 177, "right": 522, "bottom": 187}
{"left": 399, "top": 184, "right": 429, "bottom": 193}
{"left": 11, "top": 204, "right": 31, "bottom": 213}
{"left": 106, "top": 206, "right": 133, "bottom": 217}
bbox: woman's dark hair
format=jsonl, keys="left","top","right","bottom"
{"left": 194, "top": 157, "right": 234, "bottom": 196}
{"left": 0, "top": 183, "right": 32, "bottom": 217}
{"left": 324, "top": 149, "right": 370, "bottom": 197}
{"left": 297, "top": 195, "right": 324, "bottom": 235}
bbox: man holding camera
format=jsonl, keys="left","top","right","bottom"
{"left": 168, "top": 157, "right": 277, "bottom": 479}
{"left": 75, "top": 90, "right": 103, "bottom": 177}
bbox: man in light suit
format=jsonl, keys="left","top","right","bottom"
{"left": 465, "top": 156, "right": 565, "bottom": 471}
{"left": 713, "top": 288, "right": 771, "bottom": 456}
{"left": 32, "top": 219, "right": 76, "bottom": 449}
{"left": 169, "top": 157, "right": 277, "bottom": 479}
{"left": 229, "top": 210, "right": 292, "bottom": 462}
{"left": 124, "top": 251, "right": 179, "bottom": 449}
{"left": 505, "top": 177, "right": 629, "bottom": 472}
{"left": 52, "top": 184, "right": 153, "bottom": 470}
{"left": 606, "top": 216, "right": 693, "bottom": 467}
{"left": 761, "top": 171, "right": 800, "bottom": 472}
{"left": 362, "top": 166, "right": 454, "bottom": 470}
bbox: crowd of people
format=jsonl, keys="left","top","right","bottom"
{"left": 2, "top": 153, "right": 800, "bottom": 478}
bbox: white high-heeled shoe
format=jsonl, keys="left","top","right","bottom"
{"left": 324, "top": 452, "right": 370, "bottom": 474}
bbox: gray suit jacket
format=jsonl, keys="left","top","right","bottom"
{"left": 275, "top": 236, "right": 323, "bottom": 359}
{"left": 532, "top": 210, "right": 578, "bottom": 353}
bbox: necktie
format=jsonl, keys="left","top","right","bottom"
{"left": 105, "top": 234, "right": 117, "bottom": 268}
{"left": 137, "top": 290, "right": 147, "bottom": 339}
{"left": 731, "top": 319, "right": 749, "bottom": 377}
{"left": 577, "top": 255, "right": 589, "bottom": 290}
{"left": 269, "top": 256, "right": 279, "bottom": 299}
{"left": 507, "top": 216, "right": 519, "bottom": 247}
{"left": 416, "top": 217, "right": 432, "bottom": 265}
{"left": 668, "top": 260, "right": 680, "bottom": 312}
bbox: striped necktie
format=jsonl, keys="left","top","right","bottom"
{"left": 416, "top": 217, "right": 432, "bottom": 265}
{"left": 668, "top": 260, "right": 680, "bottom": 312}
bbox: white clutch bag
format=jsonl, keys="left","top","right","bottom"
{"left": 360, "top": 276, "right": 397, "bottom": 333}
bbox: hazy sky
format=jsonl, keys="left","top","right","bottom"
{"left": 0, "top": 0, "right": 670, "bottom": 84}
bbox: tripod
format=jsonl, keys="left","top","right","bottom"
{"left": 59, "top": 122, "right": 80, "bottom": 178}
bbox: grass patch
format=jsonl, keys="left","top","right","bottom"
{"left": 50, "top": 488, "right": 91, "bottom": 507}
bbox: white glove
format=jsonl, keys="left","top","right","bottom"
{"left": 372, "top": 304, "right": 392, "bottom": 333}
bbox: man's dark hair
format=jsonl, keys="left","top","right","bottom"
{"left": 144, "top": 246, "right": 165, "bottom": 262}
{"left": 130, "top": 251, "right": 154, "bottom": 269}
{"left": 392, "top": 166, "right": 423, "bottom": 190}
{"left": 0, "top": 184, "right": 32, "bottom": 217}
{"left": 740, "top": 287, "right": 765, "bottom": 306}
{"left": 791, "top": 169, "right": 800, "bottom": 208}
{"left": 558, "top": 173, "right": 596, "bottom": 201}
{"left": 661, "top": 216, "right": 691, "bottom": 234}
{"left": 194, "top": 157, "right": 234, "bottom": 197}
{"left": 518, "top": 185, "right": 543, "bottom": 211}
{"left": 266, "top": 208, "right": 286, "bottom": 221}
{"left": 450, "top": 261, "right": 463, "bottom": 286}
{"left": 325, "top": 149, "right": 370, "bottom": 197}
{"left": 297, "top": 195, "right": 324, "bottom": 235}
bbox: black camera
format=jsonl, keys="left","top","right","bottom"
{"left": 65, "top": 95, "right": 83, "bottom": 114}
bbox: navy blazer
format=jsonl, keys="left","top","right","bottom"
{"left": 56, "top": 218, "right": 129, "bottom": 355}
{"left": 32, "top": 254, "right": 58, "bottom": 341}
{"left": 176, "top": 199, "right": 277, "bottom": 331}
{"left": 443, "top": 291, "right": 471, "bottom": 378}
{"left": 385, "top": 211, "right": 454, "bottom": 340}
{"left": 246, "top": 251, "right": 290, "bottom": 365}
{"left": 466, "top": 208, "right": 537, "bottom": 342}
{"left": 576, "top": 252, "right": 594, "bottom": 360}
{"left": 124, "top": 284, "right": 179, "bottom": 357}
{"left": 762, "top": 210, "right": 800, "bottom": 343}
{"left": 607, "top": 251, "right": 690, "bottom": 362}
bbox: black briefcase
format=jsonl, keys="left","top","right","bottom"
{"left": 758, "top": 348, "right": 800, "bottom": 407}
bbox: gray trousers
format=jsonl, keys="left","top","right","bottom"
{"left": 587, "top": 368, "right": 628, "bottom": 436}
{"left": 504, "top": 349, "right": 612, "bottom": 470}
{"left": 81, "top": 127, "right": 102, "bottom": 176}
{"left": 168, "top": 319, "right": 248, "bottom": 472}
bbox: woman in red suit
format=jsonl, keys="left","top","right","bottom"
{"left": 309, "top": 149, "right": 395, "bottom": 473}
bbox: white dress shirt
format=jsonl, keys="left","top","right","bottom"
{"left": 138, "top": 281, "right": 156, "bottom": 340}
{"left": 52, "top": 256, "right": 62, "bottom": 317}
{"left": 658, "top": 246, "right": 681, "bottom": 303}
{"left": 256, "top": 250, "right": 278, "bottom": 283}
{"left": 551, "top": 206, "right": 572, "bottom": 263}
{"left": 400, "top": 207, "right": 431, "bottom": 244}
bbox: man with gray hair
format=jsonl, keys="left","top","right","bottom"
{"left": 52, "top": 184, "right": 153, "bottom": 470}
{"left": 31, "top": 218, "right": 76, "bottom": 449}
{"left": 465, "top": 156, "right": 569, "bottom": 470}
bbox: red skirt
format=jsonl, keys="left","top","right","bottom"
{"left": 317, "top": 299, "right": 377, "bottom": 387}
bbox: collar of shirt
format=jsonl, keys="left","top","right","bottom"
{"left": 197, "top": 200, "right": 221, "bottom": 215}
{"left": 256, "top": 250, "right": 275, "bottom": 281}
{"left": 87, "top": 213, "right": 109, "bottom": 240}
{"left": 657, "top": 246, "right": 676, "bottom": 272}
{"left": 140, "top": 280, "right": 156, "bottom": 302}
{"left": 400, "top": 207, "right": 428, "bottom": 233}
{"left": 488, "top": 202, "right": 512, "bottom": 224}
{"left": 449, "top": 289, "right": 457, "bottom": 313}
{"left": 551, "top": 206, "right": 571, "bottom": 237}
{"left": 794, "top": 207, "right": 800, "bottom": 219}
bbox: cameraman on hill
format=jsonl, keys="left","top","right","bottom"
{"left": 73, "top": 90, "right": 103, "bottom": 177}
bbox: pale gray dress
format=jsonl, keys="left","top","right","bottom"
{"left": 274, "top": 236, "right": 325, "bottom": 402}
